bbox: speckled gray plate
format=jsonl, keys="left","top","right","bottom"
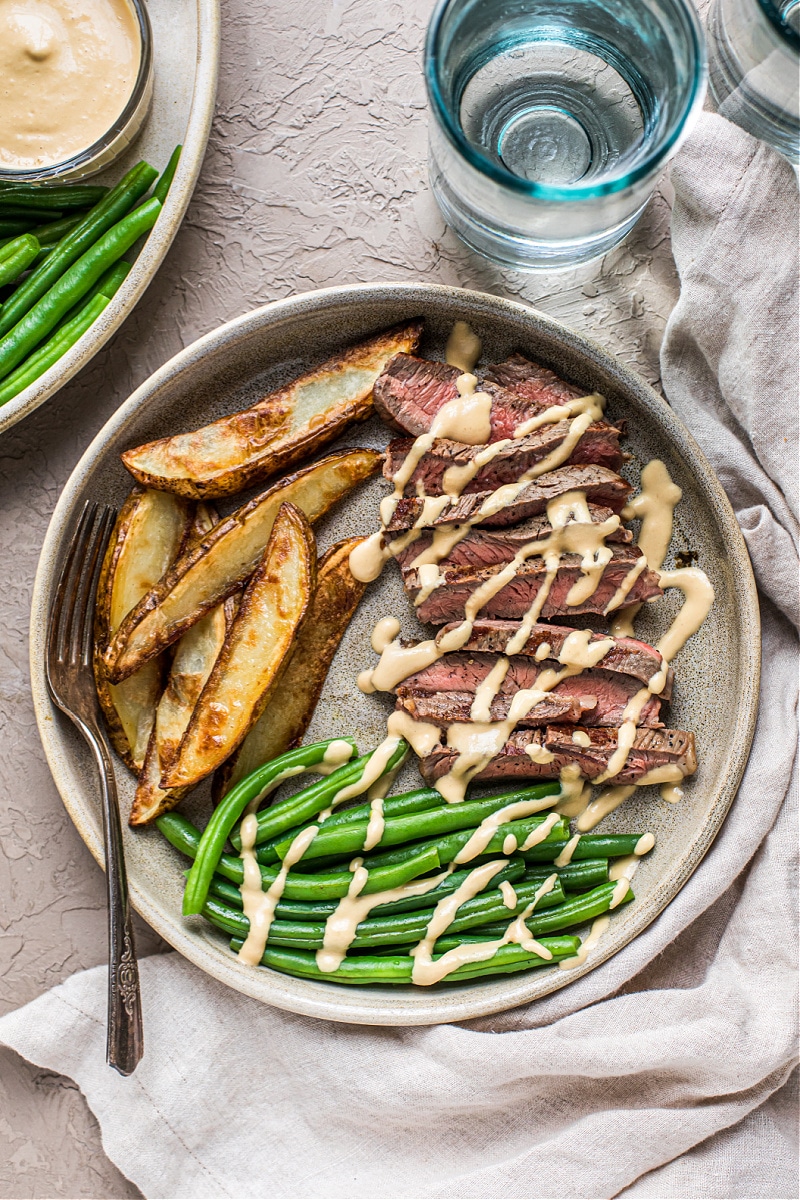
{"left": 0, "top": 0, "right": 220, "bottom": 436}
{"left": 30, "top": 283, "right": 760, "bottom": 1025}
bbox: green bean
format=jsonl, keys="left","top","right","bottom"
{"left": 359, "top": 814, "right": 569, "bottom": 872}
{"left": 0, "top": 183, "right": 108, "bottom": 209}
{"left": 0, "top": 220, "right": 34, "bottom": 239}
{"left": 159, "top": 811, "right": 442, "bottom": 903}
{"left": 28, "top": 215, "right": 86, "bottom": 245}
{"left": 0, "top": 206, "right": 63, "bottom": 224}
{"left": 0, "top": 197, "right": 160, "bottom": 381}
{"left": 273, "top": 783, "right": 561, "bottom": 862}
{"left": 0, "top": 236, "right": 39, "bottom": 287}
{"left": 523, "top": 859, "right": 609, "bottom": 892}
{"left": 476, "top": 880, "right": 634, "bottom": 939}
{"left": 223, "top": 936, "right": 581, "bottom": 984}
{"left": 53, "top": 260, "right": 131, "bottom": 332}
{"left": 182, "top": 738, "right": 358, "bottom": 915}
{"left": 206, "top": 857, "right": 528, "bottom": 919}
{"left": 1, "top": 216, "right": 82, "bottom": 262}
{"left": 198, "top": 872, "right": 568, "bottom": 950}
{"left": 153, "top": 146, "right": 182, "bottom": 205}
{"left": 0, "top": 255, "right": 133, "bottom": 407}
{"left": 0, "top": 294, "right": 109, "bottom": 408}
{"left": 237, "top": 739, "right": 410, "bottom": 849}
{"left": 253, "top": 786, "right": 448, "bottom": 863}
{"left": 523, "top": 834, "right": 651, "bottom": 862}
{"left": 0, "top": 160, "right": 157, "bottom": 340}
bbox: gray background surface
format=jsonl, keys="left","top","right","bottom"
{"left": 0, "top": 0, "right": 754, "bottom": 1195}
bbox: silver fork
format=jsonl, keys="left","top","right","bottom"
{"left": 45, "top": 500, "right": 144, "bottom": 1076}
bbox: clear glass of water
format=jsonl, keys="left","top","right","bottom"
{"left": 707, "top": 0, "right": 799, "bottom": 159}
{"left": 425, "top": 0, "right": 707, "bottom": 269}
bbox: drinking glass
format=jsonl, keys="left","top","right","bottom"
{"left": 707, "top": 0, "right": 800, "bottom": 159}
{"left": 425, "top": 0, "right": 707, "bottom": 269}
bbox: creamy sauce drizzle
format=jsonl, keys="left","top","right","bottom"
{"left": 353, "top": 353, "right": 714, "bottom": 855}
{"left": 454, "top": 805, "right": 559, "bottom": 864}
{"left": 238, "top": 823, "right": 319, "bottom": 966}
{"left": 611, "top": 459, "right": 682, "bottom": 637}
{"left": 315, "top": 863, "right": 455, "bottom": 973}
{"left": 553, "top": 833, "right": 581, "bottom": 867}
{"left": 445, "top": 321, "right": 482, "bottom": 374}
{"left": 559, "top": 915, "right": 610, "bottom": 971}
{"left": 410, "top": 864, "right": 557, "bottom": 985}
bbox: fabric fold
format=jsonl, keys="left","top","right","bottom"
{"left": 1, "top": 111, "right": 797, "bottom": 1200}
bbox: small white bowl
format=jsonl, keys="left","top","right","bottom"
{"left": 0, "top": 0, "right": 154, "bottom": 184}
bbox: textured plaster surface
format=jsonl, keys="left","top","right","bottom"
{"left": 0, "top": 0, "right": 743, "bottom": 1196}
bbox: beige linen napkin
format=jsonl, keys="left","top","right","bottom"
{"left": 1, "top": 113, "right": 797, "bottom": 1200}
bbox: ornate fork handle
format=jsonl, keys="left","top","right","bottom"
{"left": 80, "top": 715, "right": 144, "bottom": 1075}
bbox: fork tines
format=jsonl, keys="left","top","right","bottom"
{"left": 48, "top": 501, "right": 116, "bottom": 674}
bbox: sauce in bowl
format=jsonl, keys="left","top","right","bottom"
{"left": 0, "top": 0, "right": 142, "bottom": 171}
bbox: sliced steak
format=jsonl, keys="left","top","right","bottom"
{"left": 404, "top": 548, "right": 662, "bottom": 623}
{"left": 373, "top": 354, "right": 568, "bottom": 440}
{"left": 397, "top": 653, "right": 667, "bottom": 726}
{"left": 395, "top": 690, "right": 589, "bottom": 727}
{"left": 391, "top": 512, "right": 631, "bottom": 574}
{"left": 419, "top": 726, "right": 697, "bottom": 784}
{"left": 395, "top": 664, "right": 664, "bottom": 726}
{"left": 383, "top": 421, "right": 625, "bottom": 495}
{"left": 483, "top": 353, "right": 588, "bottom": 410}
{"left": 384, "top": 465, "right": 633, "bottom": 530}
{"left": 373, "top": 355, "right": 463, "bottom": 435}
{"left": 432, "top": 620, "right": 670, "bottom": 690}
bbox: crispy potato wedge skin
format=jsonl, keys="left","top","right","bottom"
{"left": 213, "top": 536, "right": 367, "bottom": 800}
{"left": 161, "top": 503, "right": 317, "bottom": 790}
{"left": 93, "top": 488, "right": 193, "bottom": 770}
{"left": 103, "top": 448, "right": 381, "bottom": 684}
{"left": 121, "top": 322, "right": 422, "bottom": 499}
{"left": 130, "top": 505, "right": 234, "bottom": 825}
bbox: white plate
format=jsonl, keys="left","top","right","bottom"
{"left": 30, "top": 283, "right": 760, "bottom": 1025}
{"left": 0, "top": 0, "right": 220, "bottom": 435}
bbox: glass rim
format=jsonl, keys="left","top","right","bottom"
{"left": 0, "top": 0, "right": 153, "bottom": 182}
{"left": 756, "top": 0, "right": 800, "bottom": 51}
{"left": 424, "top": 0, "right": 708, "bottom": 202}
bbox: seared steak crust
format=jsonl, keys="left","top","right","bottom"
{"left": 383, "top": 420, "right": 625, "bottom": 495}
{"left": 404, "top": 548, "right": 662, "bottom": 624}
{"left": 384, "top": 465, "right": 633, "bottom": 531}
{"left": 419, "top": 725, "right": 697, "bottom": 784}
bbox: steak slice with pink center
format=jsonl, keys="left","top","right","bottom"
{"left": 384, "top": 465, "right": 633, "bottom": 531}
{"left": 483, "top": 353, "right": 588, "bottom": 411}
{"left": 383, "top": 420, "right": 626, "bottom": 495}
{"left": 373, "top": 354, "right": 576, "bottom": 440}
{"left": 391, "top": 512, "right": 631, "bottom": 574}
{"left": 404, "top": 548, "right": 662, "bottom": 623}
{"left": 431, "top": 620, "right": 670, "bottom": 689}
{"left": 418, "top": 725, "right": 697, "bottom": 784}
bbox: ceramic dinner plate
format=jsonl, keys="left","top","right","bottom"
{"left": 0, "top": 0, "right": 220, "bottom": 435}
{"left": 30, "top": 283, "right": 760, "bottom": 1025}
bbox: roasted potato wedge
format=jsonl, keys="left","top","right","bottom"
{"left": 161, "top": 503, "right": 316, "bottom": 790}
{"left": 94, "top": 488, "right": 193, "bottom": 770}
{"left": 103, "top": 448, "right": 381, "bottom": 683}
{"left": 121, "top": 322, "right": 422, "bottom": 499}
{"left": 130, "top": 505, "right": 235, "bottom": 825}
{"left": 213, "top": 536, "right": 368, "bottom": 800}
